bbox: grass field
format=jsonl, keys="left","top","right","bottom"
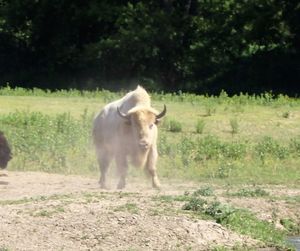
{"left": 0, "top": 86, "right": 300, "bottom": 186}
{"left": 1, "top": 86, "right": 300, "bottom": 250}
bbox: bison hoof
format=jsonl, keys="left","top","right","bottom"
{"left": 152, "top": 178, "right": 161, "bottom": 190}
{"left": 99, "top": 181, "right": 109, "bottom": 190}
{"left": 153, "top": 184, "right": 161, "bottom": 190}
{"left": 117, "top": 180, "right": 126, "bottom": 190}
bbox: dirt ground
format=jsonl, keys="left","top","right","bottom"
{"left": 0, "top": 171, "right": 299, "bottom": 251}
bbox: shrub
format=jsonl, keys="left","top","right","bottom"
{"left": 193, "top": 186, "right": 214, "bottom": 197}
{"left": 183, "top": 199, "right": 236, "bottom": 223}
{"left": 195, "top": 119, "right": 205, "bottom": 134}
{"left": 282, "top": 111, "right": 290, "bottom": 118}
{"left": 0, "top": 111, "right": 94, "bottom": 173}
{"left": 231, "top": 188, "right": 269, "bottom": 197}
{"left": 255, "top": 136, "right": 289, "bottom": 160}
{"left": 216, "top": 162, "right": 234, "bottom": 178}
{"left": 168, "top": 119, "right": 182, "bottom": 132}
{"left": 229, "top": 118, "right": 239, "bottom": 134}
{"left": 204, "top": 103, "right": 216, "bottom": 116}
{"left": 280, "top": 218, "right": 300, "bottom": 234}
{"left": 182, "top": 197, "right": 207, "bottom": 211}
{"left": 290, "top": 137, "right": 300, "bottom": 156}
{"left": 177, "top": 136, "right": 247, "bottom": 165}
{"left": 182, "top": 188, "right": 287, "bottom": 248}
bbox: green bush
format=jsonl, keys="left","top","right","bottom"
{"left": 231, "top": 188, "right": 269, "bottom": 197}
{"left": 195, "top": 119, "right": 205, "bottom": 134}
{"left": 216, "top": 162, "right": 234, "bottom": 178}
{"left": 230, "top": 118, "right": 239, "bottom": 134}
{"left": 0, "top": 111, "right": 95, "bottom": 173}
{"left": 280, "top": 218, "right": 300, "bottom": 234}
{"left": 183, "top": 194, "right": 287, "bottom": 248}
{"left": 290, "top": 137, "right": 300, "bottom": 156}
{"left": 168, "top": 119, "right": 182, "bottom": 132}
{"left": 255, "top": 136, "right": 290, "bottom": 160}
{"left": 193, "top": 186, "right": 214, "bottom": 197}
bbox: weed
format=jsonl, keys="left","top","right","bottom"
{"left": 0, "top": 193, "right": 74, "bottom": 206}
{"left": 32, "top": 206, "right": 65, "bottom": 217}
{"left": 183, "top": 196, "right": 288, "bottom": 249}
{"left": 229, "top": 118, "right": 239, "bottom": 134}
{"left": 290, "top": 137, "right": 300, "bottom": 156}
{"left": 222, "top": 143, "right": 247, "bottom": 159}
{"left": 116, "top": 192, "right": 139, "bottom": 198}
{"left": 148, "top": 208, "right": 161, "bottom": 216}
{"left": 181, "top": 186, "right": 291, "bottom": 248}
{"left": 195, "top": 119, "right": 205, "bottom": 134}
{"left": 82, "top": 192, "right": 107, "bottom": 202}
{"left": 158, "top": 133, "right": 173, "bottom": 156}
{"left": 182, "top": 197, "right": 208, "bottom": 212}
{"left": 222, "top": 210, "right": 286, "bottom": 248}
{"left": 193, "top": 186, "right": 214, "bottom": 197}
{"left": 183, "top": 198, "right": 235, "bottom": 223}
{"left": 280, "top": 218, "right": 300, "bottom": 235}
{"left": 212, "top": 246, "right": 256, "bottom": 251}
{"left": 0, "top": 248, "right": 10, "bottom": 251}
{"left": 282, "top": 111, "right": 290, "bottom": 118}
{"left": 168, "top": 119, "right": 182, "bottom": 132}
{"left": 204, "top": 103, "right": 216, "bottom": 116}
{"left": 284, "top": 195, "right": 300, "bottom": 204}
{"left": 255, "top": 136, "right": 290, "bottom": 160}
{"left": 114, "top": 203, "right": 139, "bottom": 214}
{"left": 152, "top": 195, "right": 190, "bottom": 203}
{"left": 216, "top": 162, "right": 234, "bottom": 179}
{"left": 34, "top": 210, "right": 52, "bottom": 217}
{"left": 231, "top": 188, "right": 269, "bottom": 197}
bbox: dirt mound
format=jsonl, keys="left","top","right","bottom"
{"left": 0, "top": 171, "right": 298, "bottom": 250}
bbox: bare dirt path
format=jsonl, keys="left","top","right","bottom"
{"left": 0, "top": 171, "right": 299, "bottom": 251}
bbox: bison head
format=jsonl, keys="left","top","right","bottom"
{"left": 0, "top": 131, "right": 12, "bottom": 169}
{"left": 117, "top": 105, "right": 166, "bottom": 151}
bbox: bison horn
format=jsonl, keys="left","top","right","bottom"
{"left": 117, "top": 106, "right": 129, "bottom": 119}
{"left": 156, "top": 104, "right": 167, "bottom": 120}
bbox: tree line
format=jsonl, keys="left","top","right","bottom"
{"left": 0, "top": 0, "right": 299, "bottom": 95}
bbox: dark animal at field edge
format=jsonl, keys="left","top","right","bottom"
{"left": 0, "top": 131, "right": 12, "bottom": 169}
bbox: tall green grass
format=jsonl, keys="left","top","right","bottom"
{"left": 0, "top": 110, "right": 96, "bottom": 175}
{"left": 1, "top": 84, "right": 300, "bottom": 106}
{"left": 158, "top": 132, "right": 300, "bottom": 183}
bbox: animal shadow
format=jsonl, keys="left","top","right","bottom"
{"left": 0, "top": 173, "right": 9, "bottom": 185}
{"left": 0, "top": 180, "right": 9, "bottom": 185}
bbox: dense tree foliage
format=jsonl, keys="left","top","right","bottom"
{"left": 0, "top": 0, "right": 299, "bottom": 95}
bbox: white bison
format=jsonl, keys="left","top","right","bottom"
{"left": 92, "top": 86, "right": 166, "bottom": 189}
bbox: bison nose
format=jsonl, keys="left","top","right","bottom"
{"left": 139, "top": 140, "right": 149, "bottom": 150}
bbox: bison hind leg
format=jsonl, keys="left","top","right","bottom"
{"left": 97, "top": 148, "right": 112, "bottom": 189}
{"left": 116, "top": 153, "right": 128, "bottom": 190}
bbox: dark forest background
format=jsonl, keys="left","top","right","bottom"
{"left": 0, "top": 0, "right": 299, "bottom": 95}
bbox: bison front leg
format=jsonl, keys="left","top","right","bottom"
{"left": 116, "top": 154, "right": 128, "bottom": 189}
{"left": 145, "top": 147, "right": 160, "bottom": 189}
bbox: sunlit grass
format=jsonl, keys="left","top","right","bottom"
{"left": 0, "top": 96, "right": 104, "bottom": 118}
{"left": 0, "top": 86, "right": 299, "bottom": 186}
